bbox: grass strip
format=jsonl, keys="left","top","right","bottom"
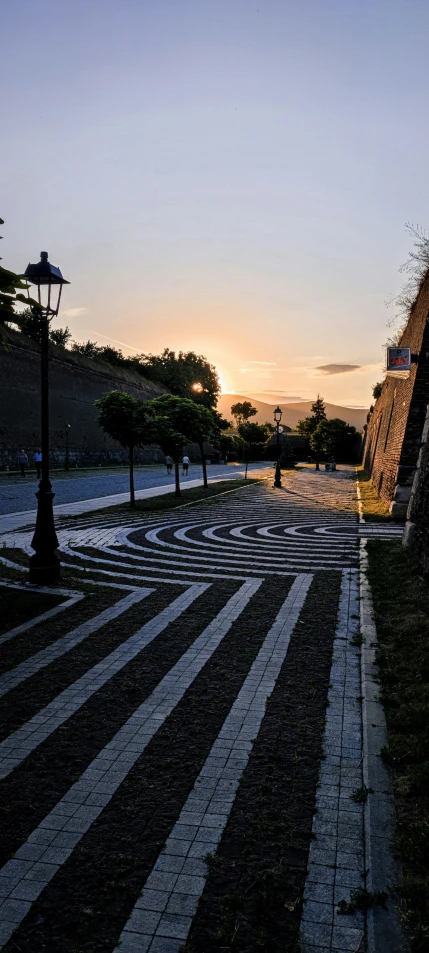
{"left": 356, "top": 467, "right": 391, "bottom": 521}
{"left": 366, "top": 539, "right": 429, "bottom": 952}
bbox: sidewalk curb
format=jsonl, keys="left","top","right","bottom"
{"left": 360, "top": 539, "right": 406, "bottom": 953}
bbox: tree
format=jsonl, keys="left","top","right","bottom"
{"left": 297, "top": 394, "right": 327, "bottom": 435}
{"left": 95, "top": 391, "right": 157, "bottom": 506}
{"left": 296, "top": 394, "right": 327, "bottom": 468}
{"left": 372, "top": 381, "right": 383, "bottom": 400}
{"left": 0, "top": 217, "right": 40, "bottom": 338}
{"left": 137, "top": 349, "right": 220, "bottom": 409}
{"left": 19, "top": 309, "right": 72, "bottom": 347}
{"left": 231, "top": 401, "right": 257, "bottom": 426}
{"left": 217, "top": 432, "right": 240, "bottom": 462}
{"left": 311, "top": 394, "right": 327, "bottom": 423}
{"left": 72, "top": 340, "right": 103, "bottom": 359}
{"left": 310, "top": 418, "right": 357, "bottom": 462}
{"left": 149, "top": 395, "right": 221, "bottom": 492}
{"left": 50, "top": 327, "right": 72, "bottom": 348}
{"left": 238, "top": 421, "right": 270, "bottom": 477}
{"left": 151, "top": 417, "right": 188, "bottom": 497}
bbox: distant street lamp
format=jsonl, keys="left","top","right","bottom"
{"left": 64, "top": 422, "right": 71, "bottom": 471}
{"left": 20, "top": 252, "right": 70, "bottom": 583}
{"left": 273, "top": 405, "right": 282, "bottom": 489}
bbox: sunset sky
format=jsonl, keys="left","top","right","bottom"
{"left": 3, "top": 0, "right": 429, "bottom": 407}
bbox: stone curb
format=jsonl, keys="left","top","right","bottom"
{"left": 359, "top": 539, "right": 406, "bottom": 953}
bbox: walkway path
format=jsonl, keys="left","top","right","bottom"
{"left": 0, "top": 467, "right": 403, "bottom": 952}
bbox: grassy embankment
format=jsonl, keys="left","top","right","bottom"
{"left": 357, "top": 467, "right": 429, "bottom": 947}
{"left": 366, "top": 539, "right": 429, "bottom": 951}
{"left": 356, "top": 466, "right": 391, "bottom": 521}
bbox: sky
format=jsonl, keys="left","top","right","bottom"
{"left": 3, "top": 0, "right": 429, "bottom": 408}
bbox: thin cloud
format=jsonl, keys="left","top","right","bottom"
{"left": 247, "top": 361, "right": 277, "bottom": 366}
{"left": 87, "top": 330, "right": 142, "bottom": 352}
{"left": 61, "top": 307, "right": 88, "bottom": 318}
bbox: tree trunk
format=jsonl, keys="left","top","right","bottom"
{"left": 199, "top": 441, "right": 208, "bottom": 488}
{"left": 129, "top": 444, "right": 135, "bottom": 506}
{"left": 174, "top": 459, "right": 181, "bottom": 497}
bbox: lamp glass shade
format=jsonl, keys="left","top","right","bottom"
{"left": 20, "top": 252, "right": 70, "bottom": 318}
{"left": 273, "top": 405, "right": 282, "bottom": 423}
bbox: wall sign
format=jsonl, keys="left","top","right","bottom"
{"left": 386, "top": 347, "right": 412, "bottom": 372}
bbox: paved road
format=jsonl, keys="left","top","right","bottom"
{"left": 0, "top": 467, "right": 403, "bottom": 952}
{"left": 0, "top": 464, "right": 264, "bottom": 516}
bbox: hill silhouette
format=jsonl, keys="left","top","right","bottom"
{"left": 218, "top": 394, "right": 368, "bottom": 431}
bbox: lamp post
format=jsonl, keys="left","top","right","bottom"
{"left": 19, "top": 252, "right": 70, "bottom": 584}
{"left": 273, "top": 405, "right": 282, "bottom": 489}
{"left": 64, "top": 422, "right": 71, "bottom": 471}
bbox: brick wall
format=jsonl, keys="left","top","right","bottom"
{"left": 363, "top": 272, "right": 429, "bottom": 516}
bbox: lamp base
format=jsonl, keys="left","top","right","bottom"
{"left": 29, "top": 551, "right": 61, "bottom": 585}
{"left": 273, "top": 462, "right": 282, "bottom": 489}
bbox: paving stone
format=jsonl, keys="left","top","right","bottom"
{"left": 155, "top": 913, "right": 192, "bottom": 939}
{"left": 126, "top": 909, "right": 161, "bottom": 934}
{"left": 302, "top": 901, "right": 333, "bottom": 925}
{"left": 149, "top": 937, "right": 183, "bottom": 953}
{"left": 303, "top": 882, "right": 334, "bottom": 904}
{"left": 331, "top": 925, "right": 365, "bottom": 950}
{"left": 135, "top": 890, "right": 169, "bottom": 913}
{"left": 0, "top": 898, "right": 32, "bottom": 922}
{"left": 117, "top": 932, "right": 151, "bottom": 952}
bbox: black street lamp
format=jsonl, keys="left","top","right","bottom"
{"left": 273, "top": 405, "right": 282, "bottom": 489}
{"left": 19, "top": 252, "right": 70, "bottom": 584}
{"left": 64, "top": 422, "right": 71, "bottom": 471}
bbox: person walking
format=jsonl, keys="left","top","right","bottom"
{"left": 165, "top": 454, "right": 173, "bottom": 475}
{"left": 33, "top": 448, "right": 42, "bottom": 479}
{"left": 18, "top": 450, "right": 28, "bottom": 477}
{"left": 182, "top": 454, "right": 190, "bottom": 477}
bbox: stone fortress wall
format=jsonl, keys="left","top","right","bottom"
{"left": 0, "top": 328, "right": 166, "bottom": 467}
{"left": 363, "top": 272, "right": 429, "bottom": 518}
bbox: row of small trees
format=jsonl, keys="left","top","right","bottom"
{"left": 95, "top": 392, "right": 275, "bottom": 506}
{"left": 96, "top": 391, "right": 230, "bottom": 505}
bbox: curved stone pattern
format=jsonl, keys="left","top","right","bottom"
{"left": 0, "top": 468, "right": 402, "bottom": 952}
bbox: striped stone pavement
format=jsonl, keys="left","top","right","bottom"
{"left": 0, "top": 467, "right": 402, "bottom": 952}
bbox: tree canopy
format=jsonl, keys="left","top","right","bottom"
{"left": 231, "top": 401, "right": 257, "bottom": 426}
{"left": 138, "top": 349, "right": 220, "bottom": 408}
{"left": 0, "top": 217, "right": 40, "bottom": 336}
{"left": 95, "top": 391, "right": 158, "bottom": 505}
{"left": 296, "top": 394, "right": 327, "bottom": 435}
{"left": 309, "top": 418, "right": 357, "bottom": 457}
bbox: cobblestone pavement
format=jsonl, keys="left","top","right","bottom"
{"left": 0, "top": 467, "right": 402, "bottom": 952}
{"left": 0, "top": 463, "right": 260, "bottom": 516}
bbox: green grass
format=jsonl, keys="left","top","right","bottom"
{"left": 357, "top": 467, "right": 391, "bottom": 521}
{"left": 366, "top": 539, "right": 429, "bottom": 951}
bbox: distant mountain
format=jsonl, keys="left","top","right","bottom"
{"left": 218, "top": 394, "right": 368, "bottom": 431}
